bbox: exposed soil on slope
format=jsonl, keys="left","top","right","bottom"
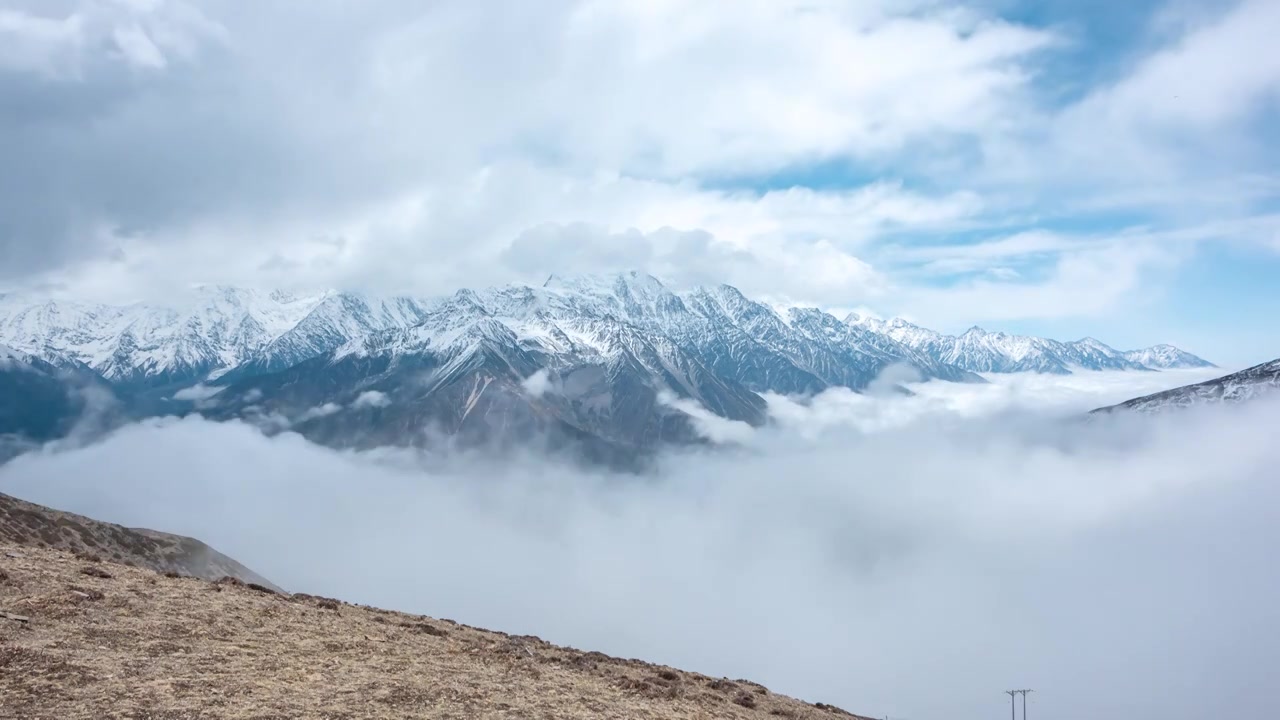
{"left": 0, "top": 540, "right": 870, "bottom": 719}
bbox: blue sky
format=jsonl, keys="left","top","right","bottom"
{"left": 0, "top": 0, "right": 1277, "bottom": 365}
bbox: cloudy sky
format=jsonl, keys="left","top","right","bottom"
{"left": 1, "top": 0, "right": 1277, "bottom": 365}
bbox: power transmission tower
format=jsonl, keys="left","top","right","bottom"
{"left": 1005, "top": 689, "right": 1034, "bottom": 719}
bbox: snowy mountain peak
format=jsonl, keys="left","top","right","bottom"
{"left": 544, "top": 271, "right": 667, "bottom": 298}
{"left": 1121, "top": 344, "right": 1217, "bottom": 370}
{"left": 846, "top": 310, "right": 917, "bottom": 330}
{"left": 841, "top": 311, "right": 882, "bottom": 330}
{"left": 681, "top": 284, "right": 757, "bottom": 320}
{"left": 536, "top": 272, "right": 697, "bottom": 334}
{"left": 450, "top": 288, "right": 488, "bottom": 311}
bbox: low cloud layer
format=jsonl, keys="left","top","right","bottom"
{"left": 2, "top": 371, "right": 1277, "bottom": 719}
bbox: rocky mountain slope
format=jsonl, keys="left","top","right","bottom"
{"left": 1, "top": 536, "right": 872, "bottom": 719}
{"left": 0, "top": 492, "right": 277, "bottom": 589}
{"left": 1092, "top": 358, "right": 1280, "bottom": 414}
{"left": 0, "top": 344, "right": 119, "bottom": 460}
{"left": 0, "top": 345, "right": 80, "bottom": 444}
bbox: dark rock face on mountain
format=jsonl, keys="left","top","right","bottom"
{"left": 1092, "top": 359, "right": 1280, "bottom": 414}
{"left": 0, "top": 346, "right": 78, "bottom": 441}
{"left": 0, "top": 345, "right": 120, "bottom": 460}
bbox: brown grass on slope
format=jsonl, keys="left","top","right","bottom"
{"left": 0, "top": 492, "right": 279, "bottom": 591}
{"left": 0, "top": 541, "right": 871, "bottom": 720}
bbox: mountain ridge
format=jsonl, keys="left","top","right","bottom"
{"left": 0, "top": 273, "right": 1216, "bottom": 459}
{"left": 844, "top": 313, "right": 1214, "bottom": 374}
{"left": 0, "top": 274, "right": 1208, "bottom": 387}
{"left": 1092, "top": 358, "right": 1280, "bottom": 414}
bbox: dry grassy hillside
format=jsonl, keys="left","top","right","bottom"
{"left": 0, "top": 540, "right": 872, "bottom": 719}
{"left": 0, "top": 492, "right": 278, "bottom": 591}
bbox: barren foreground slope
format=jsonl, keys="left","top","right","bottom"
{"left": 1, "top": 541, "right": 871, "bottom": 719}
{"left": 0, "top": 492, "right": 278, "bottom": 590}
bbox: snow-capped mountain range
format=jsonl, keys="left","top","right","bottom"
{"left": 845, "top": 314, "right": 1215, "bottom": 374}
{"left": 0, "top": 272, "right": 1218, "bottom": 459}
{"left": 0, "top": 287, "right": 328, "bottom": 387}
{"left": 1, "top": 274, "right": 1210, "bottom": 387}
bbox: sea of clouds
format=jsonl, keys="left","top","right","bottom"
{"left": 3, "top": 367, "right": 1278, "bottom": 720}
